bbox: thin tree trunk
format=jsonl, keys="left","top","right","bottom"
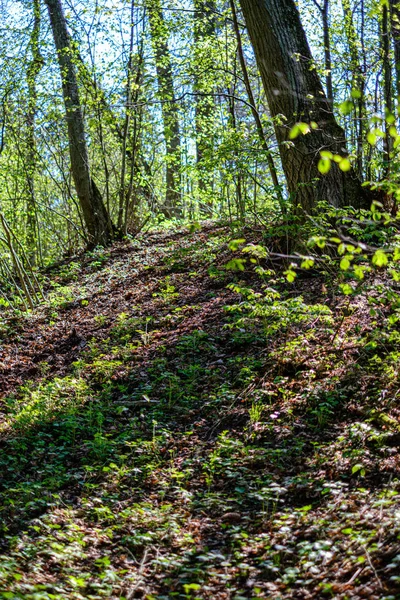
{"left": 44, "top": 0, "right": 115, "bottom": 246}
{"left": 193, "top": 0, "right": 216, "bottom": 208}
{"left": 238, "top": 0, "right": 371, "bottom": 213}
{"left": 312, "top": 0, "right": 333, "bottom": 104}
{"left": 382, "top": 2, "right": 394, "bottom": 176}
{"left": 341, "top": 0, "right": 366, "bottom": 179}
{"left": 118, "top": 0, "right": 136, "bottom": 230}
{"left": 25, "top": 0, "right": 43, "bottom": 265}
{"left": 229, "top": 0, "right": 282, "bottom": 208}
{"left": 389, "top": 0, "right": 400, "bottom": 110}
{"left": 146, "top": 0, "right": 182, "bottom": 218}
{"left": 322, "top": 0, "right": 333, "bottom": 105}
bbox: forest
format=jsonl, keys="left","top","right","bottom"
{"left": 1, "top": 0, "right": 400, "bottom": 598}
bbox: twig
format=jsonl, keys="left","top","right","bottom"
{"left": 362, "top": 545, "right": 383, "bottom": 590}
{"left": 126, "top": 548, "right": 150, "bottom": 599}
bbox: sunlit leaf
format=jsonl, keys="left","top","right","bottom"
{"left": 372, "top": 249, "right": 388, "bottom": 267}
{"left": 318, "top": 157, "right": 331, "bottom": 174}
{"left": 339, "top": 158, "right": 351, "bottom": 172}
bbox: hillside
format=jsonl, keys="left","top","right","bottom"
{"left": 0, "top": 223, "right": 399, "bottom": 600}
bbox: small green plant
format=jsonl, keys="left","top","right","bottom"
{"left": 154, "top": 276, "right": 179, "bottom": 301}
{"left": 94, "top": 314, "right": 108, "bottom": 326}
{"left": 249, "top": 401, "right": 263, "bottom": 424}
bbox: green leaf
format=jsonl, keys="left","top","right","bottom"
{"left": 225, "top": 258, "right": 246, "bottom": 271}
{"left": 340, "top": 283, "right": 354, "bottom": 295}
{"left": 391, "top": 269, "right": 400, "bottom": 281}
{"left": 298, "top": 122, "right": 311, "bottom": 135}
{"left": 352, "top": 463, "right": 365, "bottom": 476}
{"left": 367, "top": 131, "right": 377, "bottom": 146}
{"left": 284, "top": 269, "right": 297, "bottom": 283}
{"left": 340, "top": 257, "right": 351, "bottom": 270}
{"left": 183, "top": 583, "right": 201, "bottom": 592}
{"left": 339, "top": 158, "right": 351, "bottom": 172}
{"left": 228, "top": 238, "right": 246, "bottom": 251}
{"left": 188, "top": 221, "right": 201, "bottom": 233}
{"left": 318, "top": 157, "right": 331, "bottom": 174}
{"left": 354, "top": 265, "right": 366, "bottom": 280}
{"left": 289, "top": 124, "right": 300, "bottom": 139}
{"left": 372, "top": 249, "right": 388, "bottom": 268}
{"left": 301, "top": 258, "right": 315, "bottom": 269}
{"left": 339, "top": 100, "right": 354, "bottom": 115}
{"left": 289, "top": 122, "right": 311, "bottom": 139}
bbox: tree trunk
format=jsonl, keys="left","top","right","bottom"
{"left": 146, "top": 0, "right": 182, "bottom": 218}
{"left": 322, "top": 0, "right": 333, "bottom": 105}
{"left": 229, "top": 0, "right": 282, "bottom": 208}
{"left": 341, "top": 0, "right": 366, "bottom": 178}
{"left": 238, "top": 0, "right": 370, "bottom": 213}
{"left": 381, "top": 2, "right": 394, "bottom": 175}
{"left": 44, "top": 0, "right": 115, "bottom": 246}
{"left": 193, "top": 0, "right": 216, "bottom": 210}
{"left": 25, "top": 0, "right": 43, "bottom": 265}
{"left": 389, "top": 0, "right": 400, "bottom": 110}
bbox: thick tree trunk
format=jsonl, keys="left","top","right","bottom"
{"left": 238, "top": 0, "right": 370, "bottom": 213}
{"left": 146, "top": 0, "right": 182, "bottom": 218}
{"left": 44, "top": 0, "right": 114, "bottom": 246}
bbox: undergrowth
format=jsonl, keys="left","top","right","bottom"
{"left": 0, "top": 221, "right": 399, "bottom": 599}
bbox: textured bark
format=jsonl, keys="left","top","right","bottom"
{"left": 44, "top": 0, "right": 114, "bottom": 246}
{"left": 146, "top": 0, "right": 182, "bottom": 218}
{"left": 239, "top": 0, "right": 370, "bottom": 212}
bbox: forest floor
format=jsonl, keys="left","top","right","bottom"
{"left": 0, "top": 222, "right": 400, "bottom": 600}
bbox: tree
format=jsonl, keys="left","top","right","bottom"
{"left": 229, "top": 0, "right": 282, "bottom": 203}
{"left": 238, "top": 0, "right": 371, "bottom": 213}
{"left": 25, "top": 0, "right": 44, "bottom": 265}
{"left": 389, "top": 0, "right": 400, "bottom": 110}
{"left": 146, "top": 0, "right": 182, "bottom": 218}
{"left": 312, "top": 0, "right": 333, "bottom": 105}
{"left": 44, "top": 0, "right": 115, "bottom": 246}
{"left": 341, "top": 0, "right": 366, "bottom": 178}
{"left": 193, "top": 0, "right": 217, "bottom": 210}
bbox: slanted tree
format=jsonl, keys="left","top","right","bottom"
{"left": 238, "top": 0, "right": 371, "bottom": 213}
{"left": 229, "top": 0, "right": 281, "bottom": 204}
{"left": 44, "top": 0, "right": 115, "bottom": 246}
